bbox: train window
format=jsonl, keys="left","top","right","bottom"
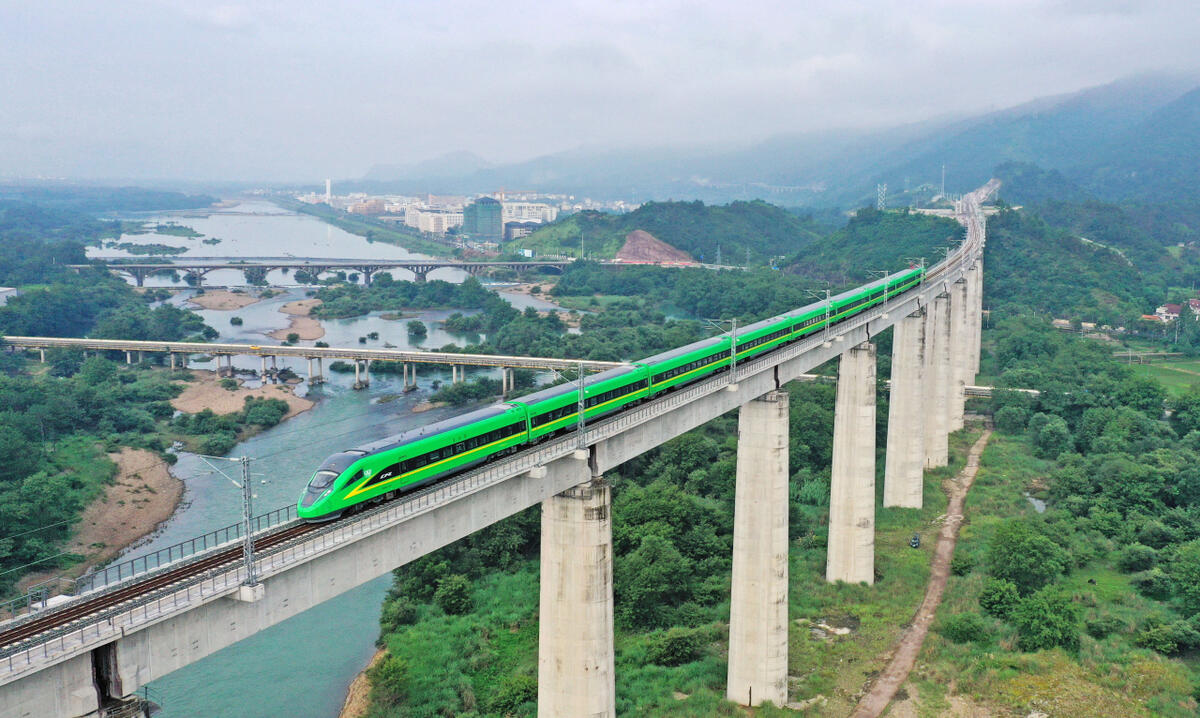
{"left": 310, "top": 470, "right": 338, "bottom": 489}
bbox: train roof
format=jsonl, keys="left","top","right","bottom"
{"left": 510, "top": 364, "right": 638, "bottom": 406}
{"left": 356, "top": 403, "right": 517, "bottom": 455}
{"left": 637, "top": 335, "right": 726, "bottom": 366}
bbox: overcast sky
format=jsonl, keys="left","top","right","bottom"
{"left": 1, "top": 0, "right": 1198, "bottom": 182}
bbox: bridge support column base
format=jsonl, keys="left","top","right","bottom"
{"left": 924, "top": 294, "right": 951, "bottom": 469}
{"left": 948, "top": 279, "right": 969, "bottom": 432}
{"left": 727, "top": 390, "right": 789, "bottom": 707}
{"left": 232, "top": 583, "right": 265, "bottom": 603}
{"left": 538, "top": 475, "right": 615, "bottom": 718}
{"left": 884, "top": 309, "right": 926, "bottom": 509}
{"left": 827, "top": 342, "right": 877, "bottom": 585}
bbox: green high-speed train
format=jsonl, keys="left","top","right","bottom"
{"left": 297, "top": 265, "right": 925, "bottom": 520}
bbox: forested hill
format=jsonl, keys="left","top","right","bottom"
{"left": 506, "top": 200, "right": 823, "bottom": 262}
{"left": 785, "top": 207, "right": 963, "bottom": 284}
{"left": 0, "top": 185, "right": 216, "bottom": 214}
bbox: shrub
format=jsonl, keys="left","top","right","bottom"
{"left": 199, "top": 431, "right": 238, "bottom": 456}
{"left": 645, "top": 626, "right": 706, "bottom": 666}
{"left": 994, "top": 405, "right": 1030, "bottom": 434}
{"left": 979, "top": 577, "right": 1021, "bottom": 618}
{"left": 230, "top": 316, "right": 243, "bottom": 326}
{"left": 219, "top": 377, "right": 238, "bottom": 391}
{"left": 407, "top": 320, "right": 427, "bottom": 338}
{"left": 1131, "top": 568, "right": 1173, "bottom": 601}
{"left": 433, "top": 574, "right": 473, "bottom": 615}
{"left": 1085, "top": 614, "right": 1125, "bottom": 639}
{"left": 488, "top": 674, "right": 537, "bottom": 714}
{"left": 950, "top": 554, "right": 975, "bottom": 576}
{"left": 367, "top": 654, "right": 409, "bottom": 706}
{"left": 286, "top": 332, "right": 300, "bottom": 344}
{"left": 1116, "top": 543, "right": 1158, "bottom": 572}
{"left": 379, "top": 597, "right": 418, "bottom": 635}
{"left": 937, "top": 612, "right": 989, "bottom": 644}
{"left": 1011, "top": 587, "right": 1080, "bottom": 652}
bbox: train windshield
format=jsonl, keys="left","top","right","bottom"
{"left": 309, "top": 470, "right": 338, "bottom": 490}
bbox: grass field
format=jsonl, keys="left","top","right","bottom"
{"left": 1130, "top": 360, "right": 1200, "bottom": 396}
{"left": 909, "top": 433, "right": 1199, "bottom": 717}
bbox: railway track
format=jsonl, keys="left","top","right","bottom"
{"left": 0, "top": 522, "right": 318, "bottom": 651}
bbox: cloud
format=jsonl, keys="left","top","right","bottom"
{"left": 0, "top": 0, "right": 1197, "bottom": 180}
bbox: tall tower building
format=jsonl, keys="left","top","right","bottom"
{"left": 463, "top": 197, "right": 503, "bottom": 240}
{"left": 325, "top": 179, "right": 332, "bottom": 203}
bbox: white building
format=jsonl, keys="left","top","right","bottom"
{"left": 406, "top": 209, "right": 464, "bottom": 234}
{"left": 0, "top": 287, "right": 18, "bottom": 306}
{"left": 502, "top": 201, "right": 558, "bottom": 224}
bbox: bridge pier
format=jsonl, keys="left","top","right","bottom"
{"left": 352, "top": 360, "right": 370, "bottom": 390}
{"left": 169, "top": 353, "right": 176, "bottom": 371}
{"left": 125, "top": 351, "right": 133, "bottom": 365}
{"left": 947, "top": 279, "right": 968, "bottom": 432}
{"left": 924, "top": 293, "right": 950, "bottom": 469}
{"left": 260, "top": 356, "right": 268, "bottom": 379}
{"left": 727, "top": 390, "right": 789, "bottom": 707}
{"left": 884, "top": 308, "right": 926, "bottom": 508}
{"left": 969, "top": 260, "right": 983, "bottom": 378}
{"left": 38, "top": 349, "right": 44, "bottom": 363}
{"left": 538, "top": 468, "right": 615, "bottom": 718}
{"left": 827, "top": 342, "right": 877, "bottom": 585}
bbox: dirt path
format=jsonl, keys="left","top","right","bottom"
{"left": 850, "top": 428, "right": 993, "bottom": 718}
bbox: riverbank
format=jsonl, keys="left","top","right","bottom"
{"left": 17, "top": 448, "right": 183, "bottom": 593}
{"left": 269, "top": 298, "right": 326, "bottom": 341}
{"left": 170, "top": 369, "right": 314, "bottom": 419}
{"left": 338, "top": 649, "right": 386, "bottom": 718}
{"left": 187, "top": 289, "right": 265, "bottom": 310}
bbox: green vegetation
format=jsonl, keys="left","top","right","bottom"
{"left": 0, "top": 185, "right": 215, "bottom": 213}
{"left": 110, "top": 242, "right": 188, "bottom": 255}
{"left": 914, "top": 318, "right": 1200, "bottom": 716}
{"left": 276, "top": 198, "right": 452, "bottom": 256}
{"left": 786, "top": 206, "right": 963, "bottom": 283}
{"left": 150, "top": 223, "right": 202, "bottom": 238}
{"left": 310, "top": 276, "right": 493, "bottom": 319}
{"left": 508, "top": 200, "right": 824, "bottom": 262}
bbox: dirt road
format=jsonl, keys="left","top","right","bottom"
{"left": 850, "top": 428, "right": 993, "bottom": 718}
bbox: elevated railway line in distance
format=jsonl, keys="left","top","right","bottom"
{"left": 0, "top": 336, "right": 623, "bottom": 372}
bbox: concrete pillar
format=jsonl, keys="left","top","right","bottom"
{"left": 354, "top": 360, "right": 361, "bottom": 387}
{"left": 924, "top": 294, "right": 950, "bottom": 469}
{"left": 307, "top": 357, "right": 314, "bottom": 383}
{"left": 364, "top": 360, "right": 371, "bottom": 387}
{"left": 727, "top": 390, "right": 790, "bottom": 707}
{"left": 971, "top": 261, "right": 983, "bottom": 377}
{"left": 125, "top": 351, "right": 133, "bottom": 365}
{"left": 169, "top": 353, "right": 175, "bottom": 371}
{"left": 260, "top": 356, "right": 268, "bottom": 378}
{"left": 827, "top": 342, "right": 877, "bottom": 585}
{"left": 317, "top": 357, "right": 323, "bottom": 383}
{"left": 884, "top": 309, "right": 927, "bottom": 508}
{"left": 39, "top": 349, "right": 45, "bottom": 363}
{"left": 947, "top": 280, "right": 968, "bottom": 432}
{"left": 538, "top": 473, "right": 615, "bottom": 718}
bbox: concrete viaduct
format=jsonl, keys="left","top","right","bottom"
{"left": 69, "top": 258, "right": 572, "bottom": 286}
{"left": 0, "top": 337, "right": 621, "bottom": 394}
{"left": 0, "top": 181, "right": 995, "bottom": 717}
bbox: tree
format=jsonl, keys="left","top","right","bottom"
{"left": 994, "top": 405, "right": 1029, "bottom": 434}
{"left": 1011, "top": 587, "right": 1080, "bottom": 651}
{"left": 1168, "top": 540, "right": 1200, "bottom": 615}
{"left": 1034, "top": 415, "right": 1072, "bottom": 459}
{"left": 433, "top": 574, "right": 472, "bottom": 615}
{"left": 366, "top": 654, "right": 410, "bottom": 706}
{"left": 614, "top": 534, "right": 693, "bottom": 629}
{"left": 406, "top": 320, "right": 427, "bottom": 339}
{"left": 978, "top": 577, "right": 1021, "bottom": 618}
{"left": 986, "top": 520, "right": 1069, "bottom": 593}
{"left": 645, "top": 626, "right": 706, "bottom": 665}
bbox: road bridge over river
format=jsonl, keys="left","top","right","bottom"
{"left": 1, "top": 180, "right": 997, "bottom": 718}
{"left": 71, "top": 257, "right": 572, "bottom": 286}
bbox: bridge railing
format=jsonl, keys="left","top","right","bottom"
{"left": 71, "top": 504, "right": 297, "bottom": 595}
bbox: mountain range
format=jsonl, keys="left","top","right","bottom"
{"left": 356, "top": 73, "right": 1200, "bottom": 207}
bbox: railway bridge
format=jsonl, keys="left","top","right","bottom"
{"left": 0, "top": 181, "right": 996, "bottom": 718}
{"left": 70, "top": 257, "right": 572, "bottom": 286}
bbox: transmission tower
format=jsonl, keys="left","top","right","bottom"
{"left": 877, "top": 183, "right": 887, "bottom": 211}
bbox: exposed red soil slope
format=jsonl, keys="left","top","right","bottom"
{"left": 615, "top": 229, "right": 693, "bottom": 264}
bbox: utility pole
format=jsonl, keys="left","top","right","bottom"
{"left": 716, "top": 243, "right": 722, "bottom": 267}
{"left": 240, "top": 456, "right": 257, "bottom": 586}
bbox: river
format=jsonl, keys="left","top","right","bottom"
{"left": 98, "top": 200, "right": 556, "bottom": 717}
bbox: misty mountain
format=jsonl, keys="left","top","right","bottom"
{"left": 356, "top": 74, "right": 1200, "bottom": 207}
